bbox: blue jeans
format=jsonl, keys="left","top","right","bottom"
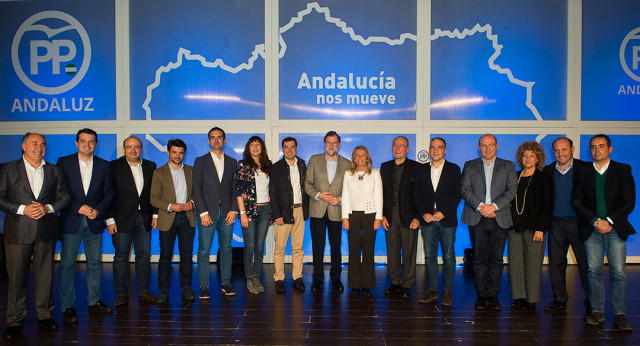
{"left": 421, "top": 222, "right": 456, "bottom": 292}
{"left": 112, "top": 213, "right": 151, "bottom": 296}
{"left": 197, "top": 207, "right": 234, "bottom": 287}
{"left": 584, "top": 229, "right": 627, "bottom": 315}
{"left": 242, "top": 204, "right": 270, "bottom": 278}
{"left": 58, "top": 217, "right": 104, "bottom": 309}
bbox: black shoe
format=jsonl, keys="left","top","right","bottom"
{"left": 585, "top": 311, "right": 605, "bottom": 326}
{"left": 221, "top": 283, "right": 236, "bottom": 296}
{"left": 474, "top": 296, "right": 487, "bottom": 310}
{"left": 293, "top": 278, "right": 305, "bottom": 291}
{"left": 351, "top": 288, "right": 360, "bottom": 295}
{"left": 4, "top": 326, "right": 22, "bottom": 340}
{"left": 182, "top": 288, "right": 196, "bottom": 300}
{"left": 88, "top": 300, "right": 114, "bottom": 313}
{"left": 399, "top": 287, "right": 411, "bottom": 299}
{"left": 362, "top": 288, "right": 370, "bottom": 296}
{"left": 311, "top": 282, "right": 323, "bottom": 292}
{"left": 275, "top": 280, "right": 286, "bottom": 293}
{"left": 511, "top": 298, "right": 526, "bottom": 308}
{"left": 199, "top": 286, "right": 210, "bottom": 299}
{"left": 38, "top": 318, "right": 59, "bottom": 331}
{"left": 487, "top": 296, "right": 501, "bottom": 311}
{"left": 614, "top": 314, "right": 633, "bottom": 330}
{"left": 384, "top": 284, "right": 401, "bottom": 295}
{"left": 545, "top": 301, "right": 567, "bottom": 312}
{"left": 332, "top": 281, "right": 344, "bottom": 292}
{"left": 63, "top": 307, "right": 79, "bottom": 323}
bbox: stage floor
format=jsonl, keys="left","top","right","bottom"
{"left": 1, "top": 262, "right": 638, "bottom": 344}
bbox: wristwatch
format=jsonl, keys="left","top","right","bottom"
{"left": 240, "top": 210, "right": 246, "bottom": 215}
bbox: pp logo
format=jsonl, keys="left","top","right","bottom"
{"left": 620, "top": 27, "right": 640, "bottom": 83}
{"left": 417, "top": 150, "right": 430, "bottom": 163}
{"left": 11, "top": 11, "right": 91, "bottom": 95}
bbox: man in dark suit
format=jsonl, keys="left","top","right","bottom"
{"left": 380, "top": 136, "right": 420, "bottom": 299}
{"left": 193, "top": 127, "right": 238, "bottom": 298}
{"left": 542, "top": 137, "right": 589, "bottom": 313}
{"left": 105, "top": 136, "right": 157, "bottom": 307}
{"left": 304, "top": 131, "right": 351, "bottom": 292}
{"left": 414, "top": 137, "right": 461, "bottom": 306}
{"left": 270, "top": 137, "right": 309, "bottom": 293}
{"left": 461, "top": 134, "right": 517, "bottom": 311}
{"left": 0, "top": 133, "right": 70, "bottom": 340}
{"left": 573, "top": 134, "right": 636, "bottom": 330}
{"left": 151, "top": 139, "right": 197, "bottom": 303}
{"left": 57, "top": 128, "right": 116, "bottom": 323}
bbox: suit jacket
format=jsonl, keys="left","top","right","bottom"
{"left": 105, "top": 156, "right": 157, "bottom": 233}
{"left": 341, "top": 168, "right": 383, "bottom": 219}
{"left": 150, "top": 163, "right": 196, "bottom": 231}
{"left": 0, "top": 158, "right": 70, "bottom": 244}
{"left": 57, "top": 153, "right": 115, "bottom": 234}
{"left": 572, "top": 160, "right": 636, "bottom": 242}
{"left": 380, "top": 159, "right": 420, "bottom": 229}
{"left": 193, "top": 152, "right": 238, "bottom": 217}
{"left": 510, "top": 170, "right": 553, "bottom": 232}
{"left": 413, "top": 160, "right": 462, "bottom": 228}
{"left": 460, "top": 157, "right": 517, "bottom": 229}
{"left": 269, "top": 157, "right": 309, "bottom": 224}
{"left": 304, "top": 153, "right": 350, "bottom": 221}
{"left": 542, "top": 158, "right": 588, "bottom": 203}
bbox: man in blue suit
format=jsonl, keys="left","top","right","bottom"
{"left": 57, "top": 128, "right": 116, "bottom": 323}
{"left": 193, "top": 127, "right": 239, "bottom": 298}
{"left": 461, "top": 134, "right": 517, "bottom": 311}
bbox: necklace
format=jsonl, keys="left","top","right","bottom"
{"left": 515, "top": 173, "right": 533, "bottom": 215}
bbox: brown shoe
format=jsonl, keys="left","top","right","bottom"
{"left": 418, "top": 290, "right": 438, "bottom": 304}
{"left": 138, "top": 291, "right": 156, "bottom": 303}
{"left": 115, "top": 295, "right": 128, "bottom": 306}
{"left": 441, "top": 291, "right": 452, "bottom": 306}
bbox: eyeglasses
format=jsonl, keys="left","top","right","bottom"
{"left": 392, "top": 145, "right": 408, "bottom": 148}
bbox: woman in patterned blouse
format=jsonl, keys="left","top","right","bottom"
{"left": 235, "top": 136, "right": 272, "bottom": 294}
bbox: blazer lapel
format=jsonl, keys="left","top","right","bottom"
{"left": 320, "top": 155, "right": 330, "bottom": 184}
{"left": 16, "top": 160, "right": 37, "bottom": 200}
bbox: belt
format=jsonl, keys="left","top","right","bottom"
{"left": 257, "top": 203, "right": 269, "bottom": 206}
{"left": 392, "top": 202, "right": 399, "bottom": 207}
{"left": 293, "top": 203, "right": 302, "bottom": 208}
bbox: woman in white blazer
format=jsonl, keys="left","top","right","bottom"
{"left": 342, "top": 146, "right": 383, "bottom": 295}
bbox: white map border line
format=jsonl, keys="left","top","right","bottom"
{"left": 142, "top": 1, "right": 543, "bottom": 126}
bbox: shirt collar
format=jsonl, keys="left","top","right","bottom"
{"left": 23, "top": 156, "right": 45, "bottom": 170}
{"left": 126, "top": 157, "right": 143, "bottom": 168}
{"left": 594, "top": 160, "right": 610, "bottom": 175}
{"left": 555, "top": 158, "right": 573, "bottom": 174}
{"left": 78, "top": 154, "right": 93, "bottom": 166}
{"left": 169, "top": 163, "right": 184, "bottom": 172}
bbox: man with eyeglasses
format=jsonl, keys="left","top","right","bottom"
{"left": 461, "top": 134, "right": 516, "bottom": 311}
{"left": 304, "top": 131, "right": 350, "bottom": 293}
{"left": 380, "top": 136, "right": 420, "bottom": 298}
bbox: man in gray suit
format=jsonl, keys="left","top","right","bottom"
{"left": 0, "top": 133, "right": 70, "bottom": 340}
{"left": 304, "top": 131, "right": 350, "bottom": 292}
{"left": 461, "top": 134, "right": 516, "bottom": 311}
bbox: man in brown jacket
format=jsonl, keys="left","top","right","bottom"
{"left": 150, "top": 139, "right": 196, "bottom": 304}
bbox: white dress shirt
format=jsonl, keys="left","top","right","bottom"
{"left": 79, "top": 155, "right": 93, "bottom": 195}
{"left": 210, "top": 151, "right": 224, "bottom": 183}
{"left": 288, "top": 158, "right": 302, "bottom": 204}
{"left": 17, "top": 157, "right": 54, "bottom": 215}
{"left": 430, "top": 159, "right": 445, "bottom": 210}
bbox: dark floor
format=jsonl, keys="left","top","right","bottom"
{"left": 1, "top": 261, "right": 639, "bottom": 345}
